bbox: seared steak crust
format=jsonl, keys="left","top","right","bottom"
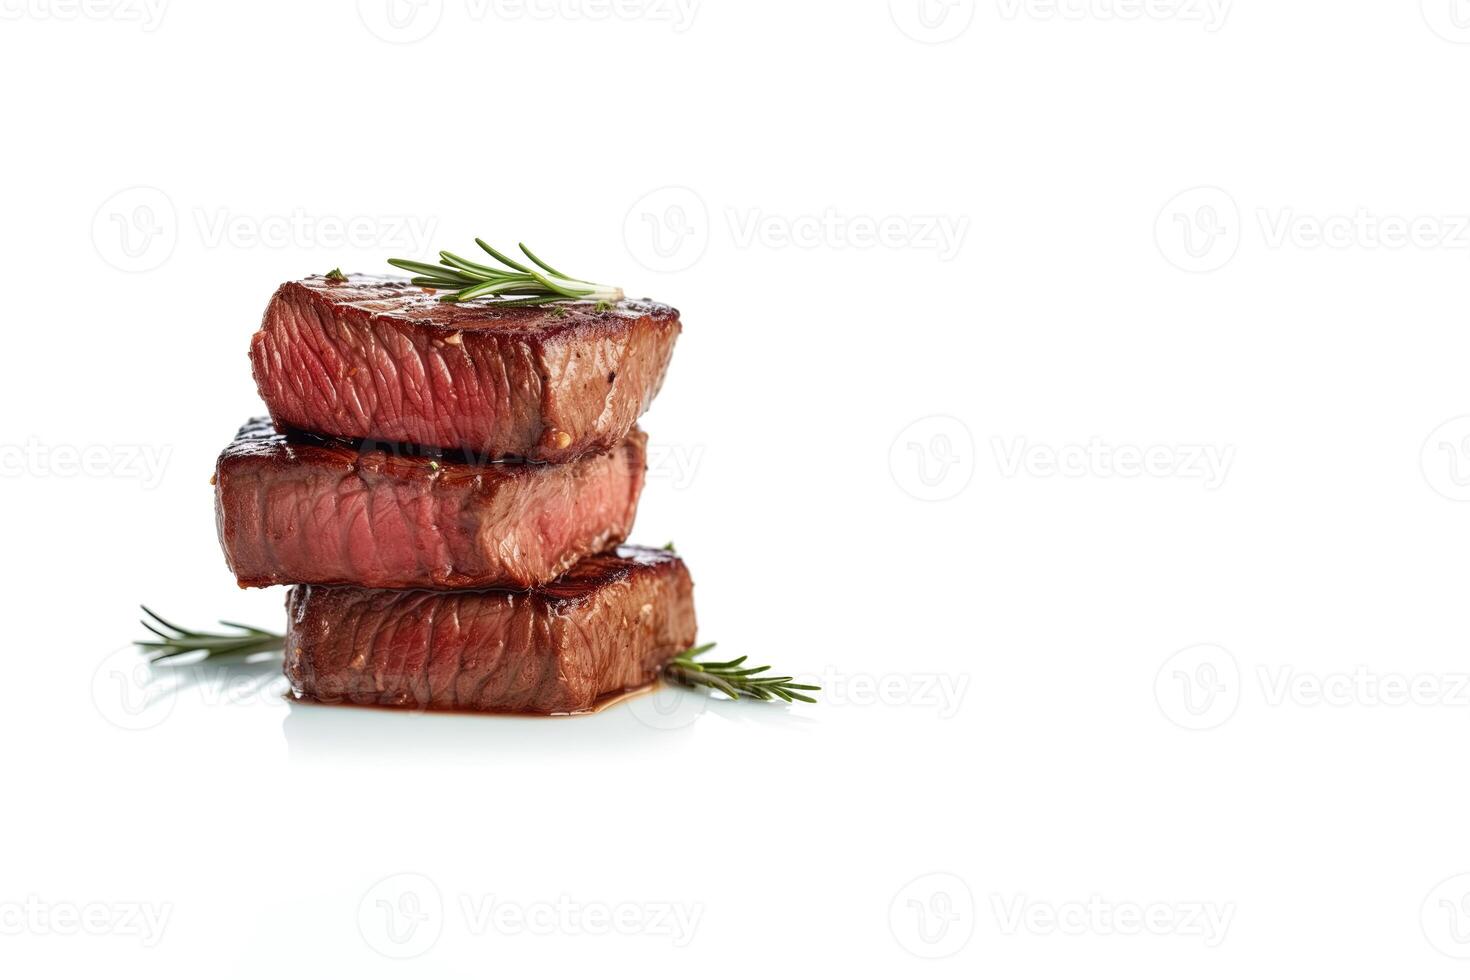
{"left": 284, "top": 547, "right": 697, "bottom": 714}
{"left": 250, "top": 274, "right": 681, "bottom": 463}
{"left": 214, "top": 419, "right": 647, "bottom": 591}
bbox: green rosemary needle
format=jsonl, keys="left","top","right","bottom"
{"left": 388, "top": 240, "right": 624, "bottom": 306}
{"left": 135, "top": 606, "right": 284, "bottom": 664}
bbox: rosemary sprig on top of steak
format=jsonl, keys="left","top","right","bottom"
{"left": 135, "top": 606, "right": 284, "bottom": 664}
{"left": 387, "top": 240, "right": 624, "bottom": 306}
{"left": 663, "top": 644, "right": 820, "bottom": 703}
{"left": 133, "top": 609, "right": 818, "bottom": 702}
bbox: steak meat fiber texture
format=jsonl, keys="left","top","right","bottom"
{"left": 214, "top": 418, "right": 647, "bottom": 591}
{"left": 284, "top": 546, "right": 697, "bottom": 715}
{"left": 250, "top": 274, "right": 682, "bottom": 463}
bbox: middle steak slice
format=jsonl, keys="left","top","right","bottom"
{"left": 214, "top": 418, "right": 647, "bottom": 590}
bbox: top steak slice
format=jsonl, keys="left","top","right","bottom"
{"left": 250, "top": 274, "right": 681, "bottom": 463}
{"left": 284, "top": 546, "right": 697, "bottom": 715}
{"left": 214, "top": 419, "right": 647, "bottom": 591}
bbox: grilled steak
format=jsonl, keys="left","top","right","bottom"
{"left": 214, "top": 418, "right": 647, "bottom": 590}
{"left": 284, "top": 546, "right": 696, "bottom": 714}
{"left": 250, "top": 274, "right": 681, "bottom": 463}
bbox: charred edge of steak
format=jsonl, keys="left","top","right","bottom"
{"left": 283, "top": 546, "right": 697, "bottom": 715}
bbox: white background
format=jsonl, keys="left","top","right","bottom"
{"left": 3, "top": 0, "right": 1470, "bottom": 975}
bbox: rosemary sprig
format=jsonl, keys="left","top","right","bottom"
{"left": 134, "top": 609, "right": 819, "bottom": 704}
{"left": 663, "top": 643, "right": 820, "bottom": 703}
{"left": 135, "top": 606, "right": 284, "bottom": 664}
{"left": 388, "top": 240, "right": 624, "bottom": 306}
{"left": 324, "top": 267, "right": 347, "bottom": 282}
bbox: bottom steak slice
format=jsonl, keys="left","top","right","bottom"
{"left": 215, "top": 418, "right": 646, "bottom": 590}
{"left": 284, "top": 546, "right": 697, "bottom": 715}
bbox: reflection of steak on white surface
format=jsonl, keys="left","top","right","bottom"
{"left": 214, "top": 419, "right": 647, "bottom": 590}
{"left": 250, "top": 274, "right": 681, "bottom": 462}
{"left": 284, "top": 547, "right": 697, "bottom": 715}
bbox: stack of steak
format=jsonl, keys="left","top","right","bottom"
{"left": 212, "top": 274, "right": 697, "bottom": 714}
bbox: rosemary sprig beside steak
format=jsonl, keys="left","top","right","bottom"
{"left": 136, "top": 607, "right": 285, "bottom": 664}
{"left": 663, "top": 644, "right": 820, "bottom": 703}
{"left": 388, "top": 240, "right": 624, "bottom": 306}
{"left": 134, "top": 608, "right": 818, "bottom": 703}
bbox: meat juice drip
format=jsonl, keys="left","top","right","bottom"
{"left": 284, "top": 679, "right": 660, "bottom": 718}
